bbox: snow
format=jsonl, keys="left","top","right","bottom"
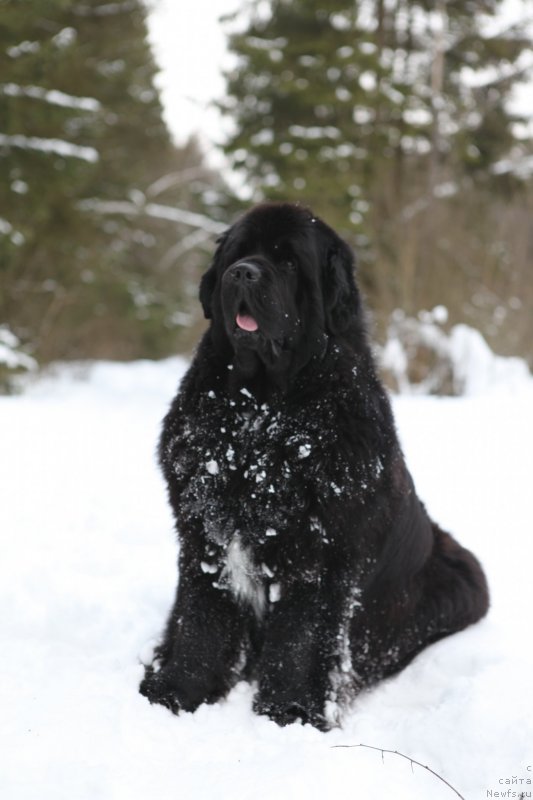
{"left": 0, "top": 217, "right": 25, "bottom": 246}
{"left": 0, "top": 134, "right": 99, "bottom": 163}
{"left": 448, "top": 325, "right": 531, "bottom": 396}
{"left": 0, "top": 326, "right": 37, "bottom": 372}
{"left": 1, "top": 83, "right": 101, "bottom": 111}
{"left": 76, "top": 198, "right": 226, "bottom": 234}
{"left": 288, "top": 125, "right": 342, "bottom": 140}
{"left": 205, "top": 459, "right": 220, "bottom": 475}
{"left": 298, "top": 443, "right": 312, "bottom": 459}
{"left": 7, "top": 40, "right": 41, "bottom": 58}
{"left": 1, "top": 356, "right": 533, "bottom": 799}
{"left": 380, "top": 311, "right": 532, "bottom": 397}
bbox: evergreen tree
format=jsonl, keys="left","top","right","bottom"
{"left": 221, "top": 0, "right": 531, "bottom": 235}
{"left": 0, "top": 0, "right": 227, "bottom": 364}
{"left": 221, "top": 0, "right": 416, "bottom": 239}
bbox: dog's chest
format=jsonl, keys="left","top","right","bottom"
{"left": 217, "top": 533, "right": 279, "bottom": 617}
{"left": 169, "top": 388, "right": 321, "bottom": 543}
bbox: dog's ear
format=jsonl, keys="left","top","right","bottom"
{"left": 199, "top": 266, "right": 216, "bottom": 320}
{"left": 199, "top": 231, "right": 228, "bottom": 319}
{"left": 320, "top": 230, "right": 361, "bottom": 336}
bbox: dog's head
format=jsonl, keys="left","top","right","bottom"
{"left": 200, "top": 203, "right": 362, "bottom": 376}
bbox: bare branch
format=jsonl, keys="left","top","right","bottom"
{"left": 77, "top": 197, "right": 226, "bottom": 234}
{"left": 145, "top": 203, "right": 226, "bottom": 234}
{"left": 73, "top": 1, "right": 138, "bottom": 17}
{"left": 146, "top": 168, "right": 209, "bottom": 199}
{"left": 401, "top": 179, "right": 459, "bottom": 221}
{"left": 331, "top": 743, "right": 465, "bottom": 799}
{"left": 158, "top": 229, "right": 213, "bottom": 272}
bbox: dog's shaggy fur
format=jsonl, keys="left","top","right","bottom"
{"left": 140, "top": 203, "right": 489, "bottom": 729}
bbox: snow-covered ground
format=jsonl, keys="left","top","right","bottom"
{"left": 1, "top": 357, "right": 532, "bottom": 800}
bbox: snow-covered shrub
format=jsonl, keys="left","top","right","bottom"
{"left": 0, "top": 327, "right": 37, "bottom": 393}
{"left": 379, "top": 308, "right": 531, "bottom": 396}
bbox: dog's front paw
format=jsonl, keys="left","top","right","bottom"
{"left": 253, "top": 696, "right": 331, "bottom": 731}
{"left": 139, "top": 668, "right": 183, "bottom": 714}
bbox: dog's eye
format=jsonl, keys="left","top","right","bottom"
{"left": 284, "top": 258, "right": 297, "bottom": 271}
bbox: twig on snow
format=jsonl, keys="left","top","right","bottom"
{"left": 331, "top": 742, "right": 465, "bottom": 799}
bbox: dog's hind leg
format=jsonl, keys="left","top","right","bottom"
{"left": 351, "top": 525, "right": 489, "bottom": 684}
{"left": 421, "top": 524, "right": 489, "bottom": 634}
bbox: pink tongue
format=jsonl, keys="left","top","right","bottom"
{"left": 236, "top": 313, "right": 258, "bottom": 332}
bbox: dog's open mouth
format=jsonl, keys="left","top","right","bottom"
{"left": 235, "top": 305, "right": 259, "bottom": 333}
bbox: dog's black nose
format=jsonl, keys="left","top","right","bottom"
{"left": 229, "top": 261, "right": 261, "bottom": 283}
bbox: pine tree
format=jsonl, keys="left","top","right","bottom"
{"left": 221, "top": 0, "right": 420, "bottom": 240}
{"left": 221, "top": 0, "right": 531, "bottom": 233}
{"left": 0, "top": 0, "right": 227, "bottom": 364}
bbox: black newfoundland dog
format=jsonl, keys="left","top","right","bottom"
{"left": 140, "top": 202, "right": 489, "bottom": 730}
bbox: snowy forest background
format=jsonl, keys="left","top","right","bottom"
{"left": 1, "top": 0, "right": 532, "bottom": 393}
